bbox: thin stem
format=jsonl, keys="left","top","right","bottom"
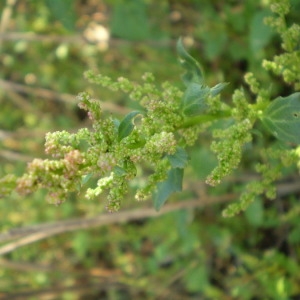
{"left": 179, "top": 111, "right": 232, "bottom": 128}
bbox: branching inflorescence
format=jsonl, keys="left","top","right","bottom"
{"left": 1, "top": 0, "right": 299, "bottom": 216}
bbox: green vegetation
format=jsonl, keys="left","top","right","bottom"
{"left": 0, "top": 0, "right": 300, "bottom": 299}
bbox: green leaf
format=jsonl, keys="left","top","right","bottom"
{"left": 184, "top": 266, "right": 208, "bottom": 292}
{"left": 72, "top": 231, "right": 90, "bottom": 259}
{"left": 113, "top": 119, "right": 120, "bottom": 131}
{"left": 261, "top": 93, "right": 300, "bottom": 144}
{"left": 153, "top": 168, "right": 184, "bottom": 211}
{"left": 190, "top": 147, "right": 217, "bottom": 179}
{"left": 167, "top": 147, "right": 189, "bottom": 168}
{"left": 182, "top": 83, "right": 210, "bottom": 116}
{"left": 249, "top": 10, "right": 274, "bottom": 53}
{"left": 245, "top": 198, "right": 264, "bottom": 227}
{"left": 110, "top": 0, "right": 150, "bottom": 40}
{"left": 177, "top": 38, "right": 204, "bottom": 86}
{"left": 81, "top": 173, "right": 93, "bottom": 186}
{"left": 45, "top": 0, "right": 76, "bottom": 31}
{"left": 201, "top": 30, "right": 228, "bottom": 61}
{"left": 210, "top": 82, "right": 229, "bottom": 97}
{"left": 113, "top": 166, "right": 126, "bottom": 177}
{"left": 118, "top": 111, "right": 141, "bottom": 141}
{"left": 177, "top": 39, "right": 228, "bottom": 117}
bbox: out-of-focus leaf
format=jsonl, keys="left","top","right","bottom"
{"left": 110, "top": 0, "right": 150, "bottom": 40}
{"left": 45, "top": 0, "right": 76, "bottom": 31}
{"left": 184, "top": 266, "right": 209, "bottom": 292}
{"left": 245, "top": 197, "right": 264, "bottom": 226}
{"left": 202, "top": 30, "right": 228, "bottom": 61}
{"left": 190, "top": 147, "right": 217, "bottom": 179}
{"left": 72, "top": 231, "right": 90, "bottom": 259}
{"left": 250, "top": 10, "right": 274, "bottom": 52}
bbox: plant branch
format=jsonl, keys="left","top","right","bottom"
{"left": 0, "top": 194, "right": 235, "bottom": 255}
{"left": 179, "top": 111, "right": 232, "bottom": 128}
{"left": 0, "top": 79, "right": 129, "bottom": 115}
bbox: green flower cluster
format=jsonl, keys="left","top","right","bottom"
{"left": 263, "top": 0, "right": 300, "bottom": 90}
{"left": 0, "top": 0, "right": 299, "bottom": 216}
{"left": 1, "top": 69, "right": 196, "bottom": 211}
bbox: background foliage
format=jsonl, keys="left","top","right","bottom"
{"left": 0, "top": 0, "right": 300, "bottom": 299}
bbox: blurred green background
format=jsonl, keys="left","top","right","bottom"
{"left": 0, "top": 0, "right": 300, "bottom": 299}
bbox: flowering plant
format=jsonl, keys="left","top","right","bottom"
{"left": 1, "top": 0, "right": 299, "bottom": 216}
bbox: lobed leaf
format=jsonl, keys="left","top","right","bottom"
{"left": 167, "top": 147, "right": 189, "bottom": 168}
{"left": 153, "top": 168, "right": 184, "bottom": 211}
{"left": 118, "top": 111, "right": 141, "bottom": 141}
{"left": 182, "top": 83, "right": 210, "bottom": 116}
{"left": 261, "top": 92, "right": 300, "bottom": 144}
{"left": 81, "top": 173, "right": 93, "bottom": 186}
{"left": 113, "top": 166, "right": 127, "bottom": 177}
{"left": 177, "top": 39, "right": 229, "bottom": 117}
{"left": 210, "top": 82, "right": 230, "bottom": 97}
{"left": 177, "top": 38, "right": 204, "bottom": 86}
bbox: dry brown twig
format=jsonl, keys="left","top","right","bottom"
{"left": 0, "top": 194, "right": 235, "bottom": 256}
{"left": 0, "top": 79, "right": 129, "bottom": 115}
{"left": 0, "top": 179, "right": 299, "bottom": 256}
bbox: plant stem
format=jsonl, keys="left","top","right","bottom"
{"left": 179, "top": 111, "right": 232, "bottom": 128}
